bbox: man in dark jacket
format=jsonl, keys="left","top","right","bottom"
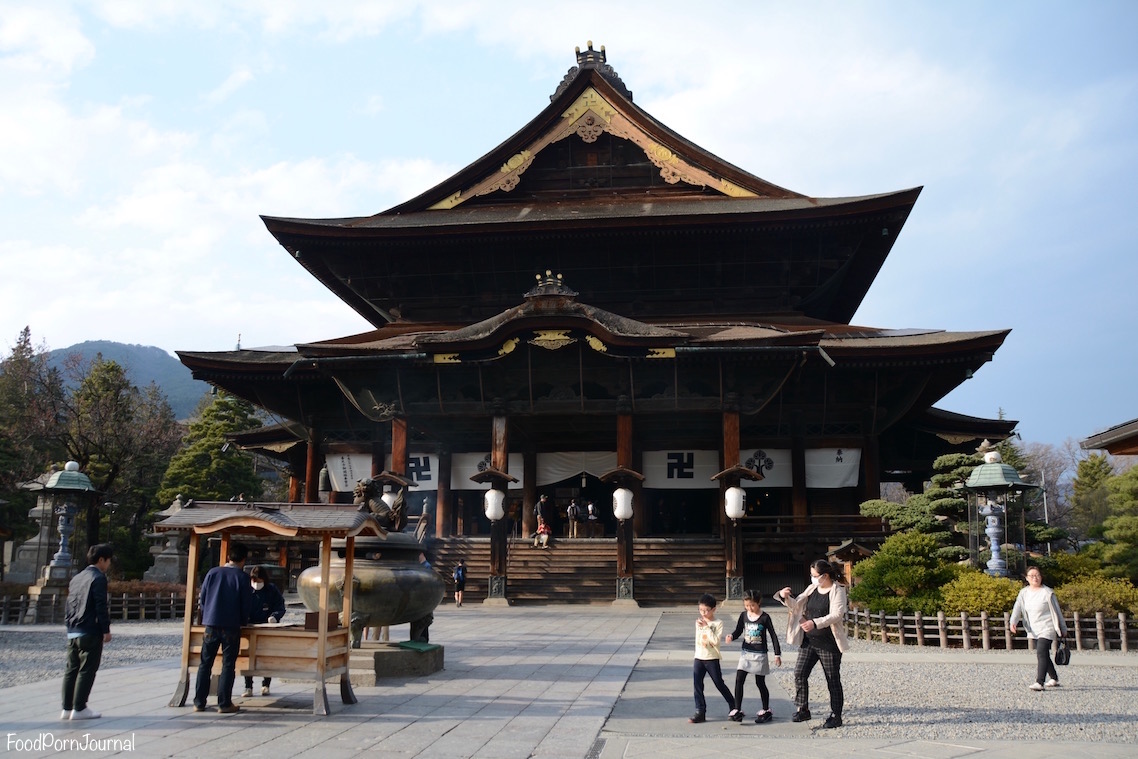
{"left": 61, "top": 543, "right": 114, "bottom": 721}
{"left": 194, "top": 542, "right": 253, "bottom": 713}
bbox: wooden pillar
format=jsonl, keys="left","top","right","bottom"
{"left": 304, "top": 431, "right": 321, "bottom": 504}
{"left": 722, "top": 410, "right": 740, "bottom": 469}
{"left": 168, "top": 532, "right": 200, "bottom": 707}
{"left": 288, "top": 474, "right": 303, "bottom": 504}
{"left": 391, "top": 418, "right": 408, "bottom": 476}
{"left": 370, "top": 439, "right": 384, "bottom": 478}
{"left": 523, "top": 450, "right": 537, "bottom": 538}
{"left": 436, "top": 451, "right": 452, "bottom": 538}
{"left": 617, "top": 412, "right": 646, "bottom": 536}
{"left": 490, "top": 415, "right": 508, "bottom": 473}
{"left": 861, "top": 431, "right": 881, "bottom": 503}
{"left": 791, "top": 414, "right": 808, "bottom": 524}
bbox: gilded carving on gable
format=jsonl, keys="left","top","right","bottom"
{"left": 428, "top": 85, "right": 759, "bottom": 210}
{"left": 433, "top": 353, "right": 461, "bottom": 364}
{"left": 574, "top": 114, "right": 606, "bottom": 143}
{"left": 500, "top": 150, "right": 533, "bottom": 174}
{"left": 429, "top": 191, "right": 463, "bottom": 210}
{"left": 562, "top": 88, "right": 617, "bottom": 124}
{"left": 585, "top": 335, "right": 608, "bottom": 353}
{"left": 529, "top": 330, "right": 576, "bottom": 351}
{"left": 498, "top": 338, "right": 520, "bottom": 356}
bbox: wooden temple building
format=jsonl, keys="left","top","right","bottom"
{"left": 178, "top": 44, "right": 1015, "bottom": 602}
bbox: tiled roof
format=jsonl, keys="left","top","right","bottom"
{"left": 154, "top": 502, "right": 386, "bottom": 538}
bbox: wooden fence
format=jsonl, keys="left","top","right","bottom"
{"left": 0, "top": 593, "right": 186, "bottom": 625}
{"left": 846, "top": 607, "right": 1134, "bottom": 652}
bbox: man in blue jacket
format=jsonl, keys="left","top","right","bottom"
{"left": 194, "top": 542, "right": 253, "bottom": 713}
{"left": 61, "top": 543, "right": 114, "bottom": 720}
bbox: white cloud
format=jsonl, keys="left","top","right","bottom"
{"left": 204, "top": 67, "right": 255, "bottom": 104}
{"left": 0, "top": 4, "right": 94, "bottom": 76}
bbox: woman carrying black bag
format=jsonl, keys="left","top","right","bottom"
{"left": 1009, "top": 567, "right": 1068, "bottom": 691}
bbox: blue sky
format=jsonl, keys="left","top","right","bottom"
{"left": 1, "top": 1, "right": 1136, "bottom": 451}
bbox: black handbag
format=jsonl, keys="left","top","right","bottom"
{"left": 1054, "top": 640, "right": 1071, "bottom": 666}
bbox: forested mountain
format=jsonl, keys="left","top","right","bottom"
{"left": 48, "top": 341, "right": 209, "bottom": 420}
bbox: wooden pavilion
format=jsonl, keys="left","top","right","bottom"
{"left": 155, "top": 501, "right": 385, "bottom": 715}
{"left": 177, "top": 44, "right": 1015, "bottom": 600}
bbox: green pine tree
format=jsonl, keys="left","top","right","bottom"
{"left": 157, "top": 393, "right": 264, "bottom": 506}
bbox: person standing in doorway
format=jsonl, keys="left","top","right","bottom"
{"left": 567, "top": 498, "right": 582, "bottom": 538}
{"left": 452, "top": 560, "right": 467, "bottom": 607}
{"left": 776, "top": 558, "right": 848, "bottom": 729}
{"left": 61, "top": 544, "right": 114, "bottom": 721}
{"left": 194, "top": 543, "right": 253, "bottom": 714}
{"left": 1010, "top": 566, "right": 1067, "bottom": 691}
{"left": 586, "top": 499, "right": 600, "bottom": 537}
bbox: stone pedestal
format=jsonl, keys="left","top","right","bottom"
{"left": 143, "top": 534, "right": 188, "bottom": 583}
{"left": 22, "top": 583, "right": 68, "bottom": 624}
{"left": 345, "top": 641, "right": 444, "bottom": 686}
{"left": 6, "top": 499, "right": 54, "bottom": 585}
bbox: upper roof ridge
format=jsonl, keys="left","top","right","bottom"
{"left": 551, "top": 41, "right": 632, "bottom": 102}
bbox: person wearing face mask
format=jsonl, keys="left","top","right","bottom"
{"left": 776, "top": 558, "right": 849, "bottom": 729}
{"left": 242, "top": 565, "right": 286, "bottom": 698}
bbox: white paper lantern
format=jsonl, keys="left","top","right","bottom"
{"left": 724, "top": 486, "right": 746, "bottom": 520}
{"left": 484, "top": 488, "right": 505, "bottom": 521}
{"left": 613, "top": 488, "right": 633, "bottom": 521}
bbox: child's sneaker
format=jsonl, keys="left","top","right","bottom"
{"left": 755, "top": 710, "right": 773, "bottom": 723}
{"left": 728, "top": 709, "right": 743, "bottom": 722}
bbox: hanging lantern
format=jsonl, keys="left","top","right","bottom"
{"left": 484, "top": 488, "right": 505, "bottom": 521}
{"left": 724, "top": 486, "right": 745, "bottom": 520}
{"left": 613, "top": 488, "right": 633, "bottom": 521}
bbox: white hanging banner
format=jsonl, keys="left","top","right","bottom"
{"left": 326, "top": 454, "right": 372, "bottom": 492}
{"left": 805, "top": 448, "right": 862, "bottom": 488}
{"left": 326, "top": 453, "right": 443, "bottom": 492}
{"left": 739, "top": 449, "right": 793, "bottom": 489}
{"left": 383, "top": 453, "right": 439, "bottom": 490}
{"left": 450, "top": 452, "right": 525, "bottom": 490}
{"left": 642, "top": 450, "right": 720, "bottom": 489}
{"left": 536, "top": 452, "right": 618, "bottom": 486}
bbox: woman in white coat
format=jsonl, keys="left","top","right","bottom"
{"left": 1009, "top": 566, "right": 1067, "bottom": 691}
{"left": 776, "top": 558, "right": 848, "bottom": 729}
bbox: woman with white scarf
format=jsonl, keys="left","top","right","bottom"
{"left": 1010, "top": 567, "right": 1067, "bottom": 691}
{"left": 776, "top": 558, "right": 848, "bottom": 729}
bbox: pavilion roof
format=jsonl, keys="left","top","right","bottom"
{"left": 153, "top": 501, "right": 387, "bottom": 539}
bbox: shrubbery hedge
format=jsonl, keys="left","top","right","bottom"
{"left": 940, "top": 572, "right": 1022, "bottom": 616}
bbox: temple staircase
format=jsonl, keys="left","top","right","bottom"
{"left": 429, "top": 536, "right": 724, "bottom": 606}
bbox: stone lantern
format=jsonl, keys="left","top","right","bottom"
{"left": 963, "top": 441, "right": 1037, "bottom": 577}
{"left": 22, "top": 461, "right": 97, "bottom": 622}
{"left": 143, "top": 494, "right": 190, "bottom": 583}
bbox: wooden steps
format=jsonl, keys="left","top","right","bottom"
{"left": 428, "top": 536, "right": 725, "bottom": 606}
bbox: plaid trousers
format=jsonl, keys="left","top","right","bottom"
{"left": 793, "top": 643, "right": 843, "bottom": 717}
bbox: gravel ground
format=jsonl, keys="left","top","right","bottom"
{"left": 0, "top": 621, "right": 184, "bottom": 689}
{"left": 767, "top": 639, "right": 1138, "bottom": 742}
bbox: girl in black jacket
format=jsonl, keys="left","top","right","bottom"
{"left": 724, "top": 589, "right": 782, "bottom": 722}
